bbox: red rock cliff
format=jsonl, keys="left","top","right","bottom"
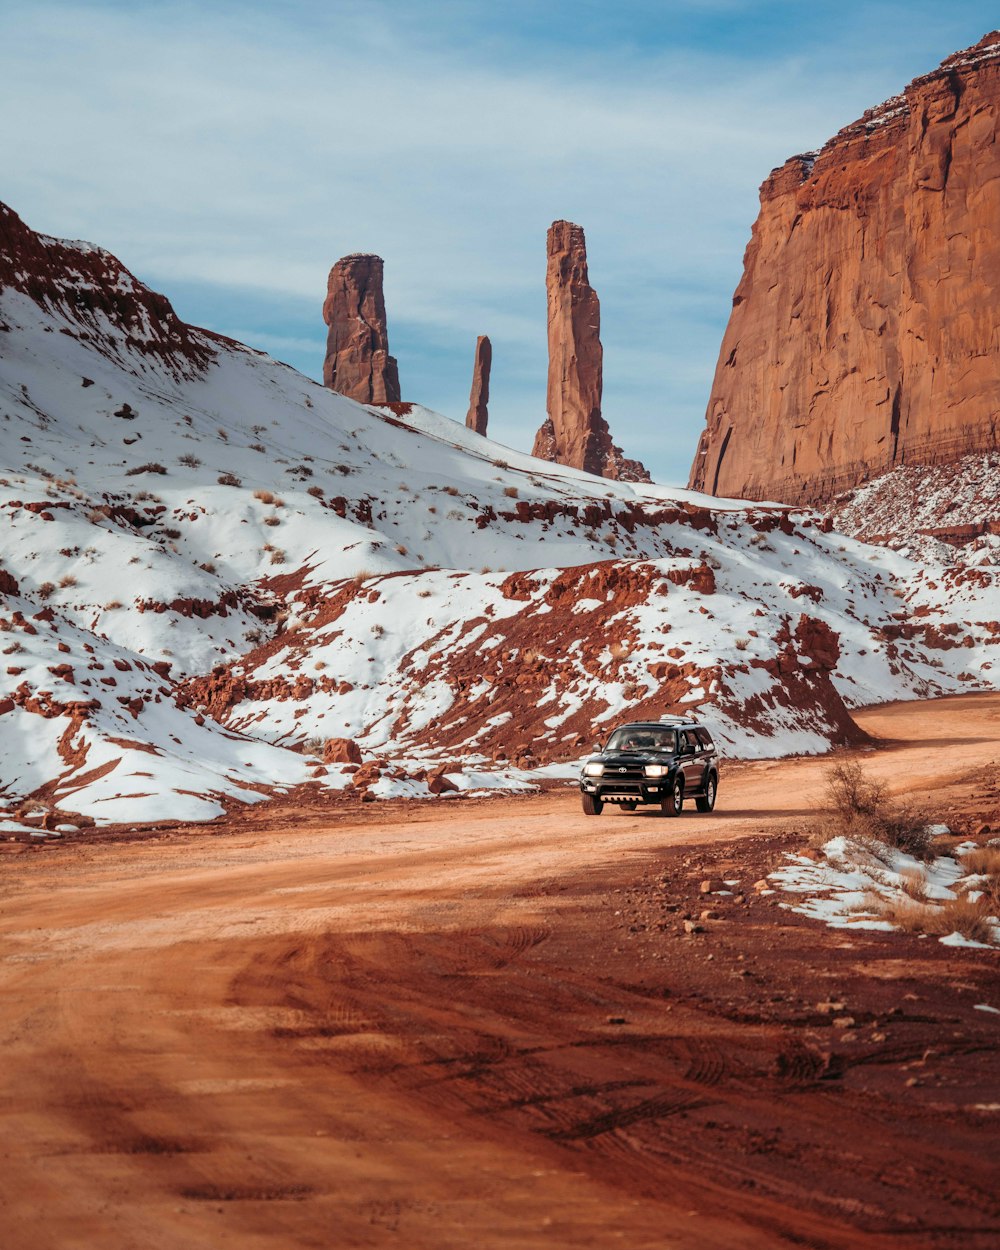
{"left": 322, "top": 253, "right": 401, "bottom": 404}
{"left": 532, "top": 220, "right": 649, "bottom": 482}
{"left": 689, "top": 33, "right": 1000, "bottom": 505}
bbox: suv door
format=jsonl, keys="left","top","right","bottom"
{"left": 678, "top": 730, "right": 702, "bottom": 792}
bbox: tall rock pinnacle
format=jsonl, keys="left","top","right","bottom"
{"left": 465, "top": 335, "right": 491, "bottom": 435}
{"left": 689, "top": 31, "right": 1000, "bottom": 505}
{"left": 532, "top": 221, "right": 649, "bottom": 482}
{"left": 322, "top": 253, "right": 400, "bottom": 404}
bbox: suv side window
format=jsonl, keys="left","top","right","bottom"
{"left": 695, "top": 728, "right": 713, "bottom": 751}
{"left": 679, "top": 730, "right": 695, "bottom": 754}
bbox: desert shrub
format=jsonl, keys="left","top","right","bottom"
{"left": 395, "top": 544, "right": 408, "bottom": 556}
{"left": 126, "top": 462, "right": 167, "bottom": 476}
{"left": 218, "top": 472, "right": 242, "bottom": 487}
{"left": 178, "top": 453, "right": 202, "bottom": 468}
{"left": 960, "top": 846, "right": 1000, "bottom": 876}
{"left": 217, "top": 427, "right": 229, "bottom": 441}
{"left": 307, "top": 485, "right": 324, "bottom": 498}
{"left": 734, "top": 636, "right": 750, "bottom": 651}
{"left": 249, "top": 443, "right": 266, "bottom": 453}
{"left": 264, "top": 516, "right": 280, "bottom": 527}
{"left": 503, "top": 486, "right": 519, "bottom": 498}
{"left": 370, "top": 623, "right": 385, "bottom": 637}
{"left": 199, "top": 561, "right": 216, "bottom": 574}
{"left": 871, "top": 893, "right": 997, "bottom": 945}
{"left": 37, "top": 581, "right": 56, "bottom": 600}
{"left": 3, "top": 641, "right": 24, "bottom": 654}
{"left": 104, "top": 600, "right": 123, "bottom": 610}
{"left": 442, "top": 485, "right": 459, "bottom": 496}
{"left": 268, "top": 549, "right": 286, "bottom": 565}
{"left": 824, "top": 761, "right": 932, "bottom": 859}
{"left": 58, "top": 574, "right": 78, "bottom": 588}
{"left": 253, "top": 489, "right": 275, "bottom": 505}
{"left": 353, "top": 569, "right": 375, "bottom": 583}
{"left": 161, "top": 528, "right": 181, "bottom": 539}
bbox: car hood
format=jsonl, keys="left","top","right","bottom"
{"left": 588, "top": 752, "right": 674, "bottom": 767}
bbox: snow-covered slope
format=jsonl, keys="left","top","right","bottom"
{"left": 3, "top": 201, "right": 1000, "bottom": 828}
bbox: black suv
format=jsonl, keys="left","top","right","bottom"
{"left": 579, "top": 718, "right": 718, "bottom": 817}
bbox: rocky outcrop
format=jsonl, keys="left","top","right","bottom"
{"left": 689, "top": 32, "right": 1000, "bottom": 506}
{"left": 0, "top": 202, "right": 215, "bottom": 376}
{"left": 465, "top": 335, "right": 491, "bottom": 435}
{"left": 532, "top": 221, "right": 650, "bottom": 483}
{"left": 322, "top": 254, "right": 401, "bottom": 405}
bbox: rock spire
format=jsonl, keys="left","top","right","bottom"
{"left": 322, "top": 253, "right": 400, "bottom": 405}
{"left": 532, "top": 220, "right": 649, "bottom": 482}
{"left": 465, "top": 335, "right": 491, "bottom": 435}
{"left": 689, "top": 31, "right": 1000, "bottom": 505}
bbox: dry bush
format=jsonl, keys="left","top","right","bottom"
{"left": 37, "top": 581, "right": 55, "bottom": 600}
{"left": 58, "top": 574, "right": 78, "bottom": 589}
{"left": 960, "top": 846, "right": 1000, "bottom": 876}
{"left": 307, "top": 485, "right": 324, "bottom": 498}
{"left": 264, "top": 516, "right": 281, "bottom": 527}
{"left": 370, "top": 623, "right": 384, "bottom": 638}
{"left": 178, "top": 453, "right": 202, "bottom": 468}
{"left": 3, "top": 640, "right": 24, "bottom": 654}
{"left": 199, "top": 561, "right": 216, "bottom": 574}
{"left": 734, "top": 636, "right": 750, "bottom": 651}
{"left": 872, "top": 893, "right": 996, "bottom": 945}
{"left": 824, "top": 760, "right": 932, "bottom": 860}
{"left": 442, "top": 485, "right": 459, "bottom": 496}
{"left": 254, "top": 489, "right": 276, "bottom": 505}
{"left": 104, "top": 600, "right": 123, "bottom": 610}
{"left": 249, "top": 443, "right": 266, "bottom": 453}
{"left": 353, "top": 569, "right": 375, "bottom": 584}
{"left": 161, "top": 528, "right": 181, "bottom": 539}
{"left": 218, "top": 472, "right": 242, "bottom": 487}
{"left": 417, "top": 588, "right": 432, "bottom": 598}
{"left": 503, "top": 486, "right": 519, "bottom": 498}
{"left": 126, "top": 462, "right": 168, "bottom": 476}
{"left": 395, "top": 544, "right": 408, "bottom": 556}
{"left": 268, "top": 549, "right": 286, "bottom": 565}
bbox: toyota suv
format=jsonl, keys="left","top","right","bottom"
{"left": 579, "top": 717, "right": 718, "bottom": 816}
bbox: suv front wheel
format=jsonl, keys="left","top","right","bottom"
{"left": 582, "top": 792, "right": 604, "bottom": 816}
{"left": 661, "top": 779, "right": 684, "bottom": 817}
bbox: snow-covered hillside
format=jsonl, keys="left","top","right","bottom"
{"left": 3, "top": 201, "right": 1000, "bottom": 829}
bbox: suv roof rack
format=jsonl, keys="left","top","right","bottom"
{"left": 658, "top": 714, "right": 697, "bottom": 723}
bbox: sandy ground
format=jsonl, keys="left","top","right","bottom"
{"left": 2, "top": 693, "right": 1000, "bottom": 1249}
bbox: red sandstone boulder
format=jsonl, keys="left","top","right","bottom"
{"left": 322, "top": 254, "right": 401, "bottom": 405}
{"left": 690, "top": 31, "right": 1000, "bottom": 507}
{"left": 531, "top": 221, "right": 650, "bottom": 483}
{"left": 465, "top": 335, "right": 491, "bottom": 435}
{"left": 427, "top": 770, "right": 460, "bottom": 795}
{"left": 323, "top": 736, "right": 363, "bottom": 765}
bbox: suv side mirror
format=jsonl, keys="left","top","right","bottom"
{"left": 592, "top": 742, "right": 603, "bottom": 753}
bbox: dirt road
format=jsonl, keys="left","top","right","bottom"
{"left": 2, "top": 695, "right": 999, "bottom": 1249}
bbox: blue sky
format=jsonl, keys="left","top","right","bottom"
{"left": 3, "top": 1, "right": 998, "bottom": 481}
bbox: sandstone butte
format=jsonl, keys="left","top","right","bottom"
{"left": 689, "top": 31, "right": 1000, "bottom": 506}
{"left": 322, "top": 253, "right": 401, "bottom": 405}
{"left": 532, "top": 220, "right": 650, "bottom": 483}
{"left": 465, "top": 334, "right": 491, "bottom": 435}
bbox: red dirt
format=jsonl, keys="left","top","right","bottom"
{"left": 2, "top": 694, "right": 999, "bottom": 1249}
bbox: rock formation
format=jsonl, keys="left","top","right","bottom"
{"left": 465, "top": 335, "right": 491, "bottom": 435}
{"left": 689, "top": 32, "right": 1000, "bottom": 506}
{"left": 322, "top": 253, "right": 401, "bottom": 405}
{"left": 532, "top": 220, "right": 650, "bottom": 482}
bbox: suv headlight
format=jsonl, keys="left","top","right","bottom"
{"left": 583, "top": 762, "right": 605, "bottom": 777}
{"left": 644, "top": 764, "right": 668, "bottom": 778}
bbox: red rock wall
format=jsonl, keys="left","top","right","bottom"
{"left": 689, "top": 33, "right": 1000, "bottom": 506}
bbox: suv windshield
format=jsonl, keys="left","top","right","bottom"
{"left": 605, "top": 727, "right": 677, "bottom": 753}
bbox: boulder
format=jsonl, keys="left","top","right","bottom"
{"left": 323, "top": 736, "right": 362, "bottom": 765}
